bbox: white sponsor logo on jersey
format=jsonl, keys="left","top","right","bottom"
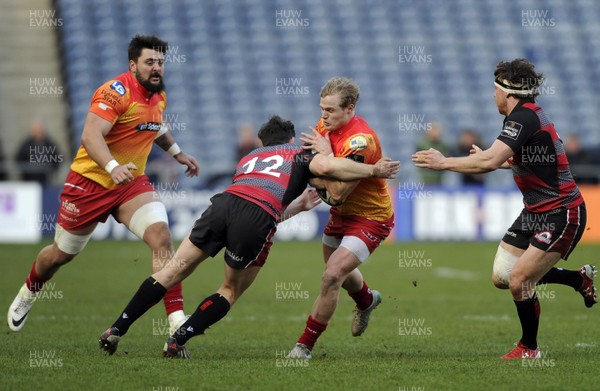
{"left": 501, "top": 121, "right": 523, "bottom": 140}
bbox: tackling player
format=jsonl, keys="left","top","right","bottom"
{"left": 7, "top": 35, "right": 199, "bottom": 334}
{"left": 413, "top": 58, "right": 596, "bottom": 359}
{"left": 98, "top": 115, "right": 400, "bottom": 358}
{"left": 288, "top": 77, "right": 395, "bottom": 359}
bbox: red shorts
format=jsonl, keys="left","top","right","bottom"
{"left": 323, "top": 208, "right": 394, "bottom": 254}
{"left": 57, "top": 170, "right": 156, "bottom": 231}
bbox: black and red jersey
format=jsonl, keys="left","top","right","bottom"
{"left": 225, "top": 144, "right": 315, "bottom": 221}
{"left": 497, "top": 99, "right": 583, "bottom": 213}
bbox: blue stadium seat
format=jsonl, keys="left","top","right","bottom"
{"left": 56, "top": 0, "right": 600, "bottom": 179}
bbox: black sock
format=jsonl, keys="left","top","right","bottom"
{"left": 514, "top": 293, "right": 540, "bottom": 350}
{"left": 174, "top": 293, "right": 231, "bottom": 345}
{"left": 112, "top": 277, "right": 167, "bottom": 336}
{"left": 537, "top": 267, "right": 583, "bottom": 290}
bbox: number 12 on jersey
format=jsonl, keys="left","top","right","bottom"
{"left": 241, "top": 155, "right": 284, "bottom": 178}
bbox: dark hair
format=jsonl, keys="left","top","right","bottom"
{"left": 494, "top": 58, "right": 544, "bottom": 100}
{"left": 258, "top": 115, "right": 296, "bottom": 146}
{"left": 128, "top": 35, "right": 168, "bottom": 62}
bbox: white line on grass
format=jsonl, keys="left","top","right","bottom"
{"left": 433, "top": 267, "right": 480, "bottom": 281}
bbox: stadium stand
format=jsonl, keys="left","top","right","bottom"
{"left": 0, "top": 0, "right": 69, "bottom": 182}
{"left": 54, "top": 0, "right": 600, "bottom": 186}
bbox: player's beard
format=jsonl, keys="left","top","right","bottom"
{"left": 136, "top": 70, "right": 165, "bottom": 93}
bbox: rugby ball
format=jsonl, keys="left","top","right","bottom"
{"left": 316, "top": 188, "right": 343, "bottom": 206}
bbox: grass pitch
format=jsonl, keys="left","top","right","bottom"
{"left": 1, "top": 240, "right": 598, "bottom": 390}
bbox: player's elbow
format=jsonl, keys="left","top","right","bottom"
{"left": 480, "top": 161, "right": 497, "bottom": 172}
{"left": 311, "top": 156, "right": 334, "bottom": 177}
{"left": 480, "top": 157, "right": 503, "bottom": 172}
{"left": 80, "top": 130, "right": 92, "bottom": 149}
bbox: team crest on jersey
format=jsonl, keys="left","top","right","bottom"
{"left": 501, "top": 121, "right": 522, "bottom": 140}
{"left": 349, "top": 135, "right": 368, "bottom": 151}
{"left": 534, "top": 230, "right": 552, "bottom": 244}
{"left": 110, "top": 80, "right": 126, "bottom": 96}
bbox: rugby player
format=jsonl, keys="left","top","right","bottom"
{"left": 288, "top": 77, "right": 395, "bottom": 359}
{"left": 412, "top": 58, "right": 596, "bottom": 359}
{"left": 7, "top": 35, "right": 199, "bottom": 334}
{"left": 98, "top": 115, "right": 400, "bottom": 358}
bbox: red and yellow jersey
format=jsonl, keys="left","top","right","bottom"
{"left": 316, "top": 115, "right": 393, "bottom": 221}
{"left": 70, "top": 72, "right": 167, "bottom": 189}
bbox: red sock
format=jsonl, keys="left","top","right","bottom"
{"left": 297, "top": 315, "right": 327, "bottom": 350}
{"left": 163, "top": 283, "right": 184, "bottom": 315}
{"left": 348, "top": 281, "right": 373, "bottom": 310}
{"left": 26, "top": 262, "right": 47, "bottom": 292}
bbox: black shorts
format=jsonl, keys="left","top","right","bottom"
{"left": 502, "top": 203, "right": 586, "bottom": 260}
{"left": 189, "top": 193, "right": 277, "bottom": 269}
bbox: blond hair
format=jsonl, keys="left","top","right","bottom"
{"left": 320, "top": 77, "right": 360, "bottom": 108}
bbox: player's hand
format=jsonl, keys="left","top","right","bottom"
{"left": 174, "top": 152, "right": 200, "bottom": 177}
{"left": 469, "top": 144, "right": 483, "bottom": 155}
{"left": 297, "top": 188, "right": 322, "bottom": 211}
{"left": 412, "top": 148, "right": 446, "bottom": 170}
{"left": 373, "top": 157, "right": 400, "bottom": 178}
{"left": 111, "top": 162, "right": 137, "bottom": 185}
{"left": 300, "top": 127, "right": 333, "bottom": 155}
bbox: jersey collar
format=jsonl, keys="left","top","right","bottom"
{"left": 332, "top": 115, "right": 358, "bottom": 135}
{"left": 515, "top": 97, "right": 535, "bottom": 108}
{"left": 505, "top": 98, "right": 535, "bottom": 119}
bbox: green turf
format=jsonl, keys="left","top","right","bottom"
{"left": 1, "top": 240, "right": 598, "bottom": 390}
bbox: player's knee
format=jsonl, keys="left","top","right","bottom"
{"left": 508, "top": 272, "right": 534, "bottom": 299}
{"left": 144, "top": 222, "right": 173, "bottom": 263}
{"left": 38, "top": 244, "right": 76, "bottom": 268}
{"left": 508, "top": 280, "right": 523, "bottom": 298}
{"left": 144, "top": 222, "right": 173, "bottom": 251}
{"left": 492, "top": 273, "right": 509, "bottom": 289}
{"left": 129, "top": 201, "right": 169, "bottom": 242}
{"left": 321, "top": 267, "right": 345, "bottom": 289}
{"left": 492, "top": 245, "right": 518, "bottom": 290}
{"left": 53, "top": 248, "right": 76, "bottom": 265}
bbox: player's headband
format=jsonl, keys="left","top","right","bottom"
{"left": 494, "top": 77, "right": 536, "bottom": 95}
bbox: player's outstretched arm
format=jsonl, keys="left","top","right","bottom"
{"left": 309, "top": 154, "right": 400, "bottom": 180}
{"left": 412, "top": 140, "right": 513, "bottom": 174}
{"left": 154, "top": 129, "right": 200, "bottom": 177}
{"left": 470, "top": 144, "right": 511, "bottom": 169}
{"left": 81, "top": 112, "right": 137, "bottom": 185}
